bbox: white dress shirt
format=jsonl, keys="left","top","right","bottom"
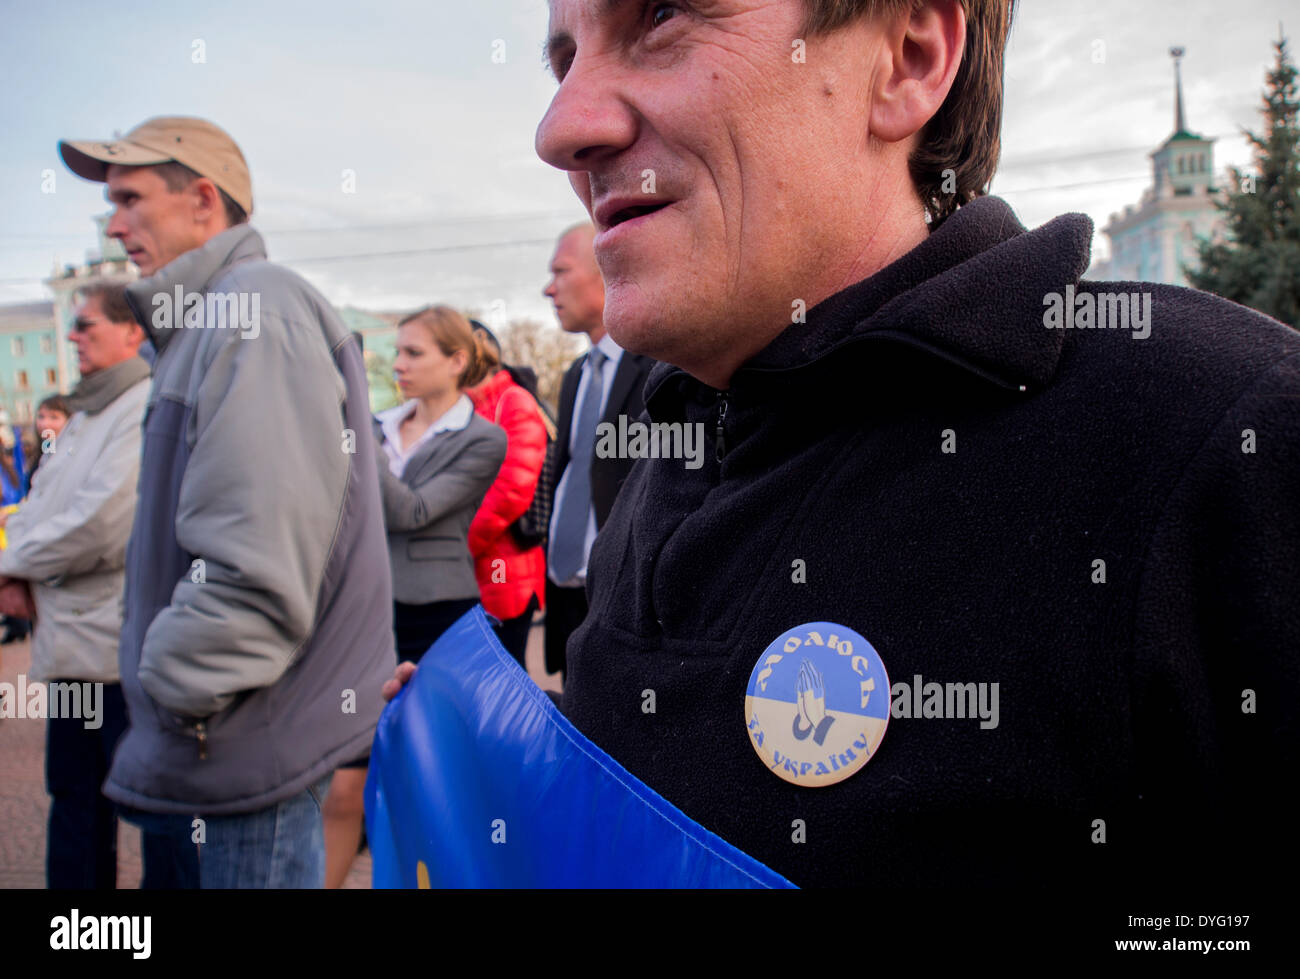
{"left": 376, "top": 394, "right": 474, "bottom": 478}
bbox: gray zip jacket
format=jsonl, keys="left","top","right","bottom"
{"left": 106, "top": 225, "right": 395, "bottom": 814}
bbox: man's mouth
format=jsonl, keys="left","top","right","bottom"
{"left": 607, "top": 204, "right": 669, "bottom": 227}
{"left": 594, "top": 198, "right": 673, "bottom": 232}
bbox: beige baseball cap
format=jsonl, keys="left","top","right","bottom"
{"left": 59, "top": 116, "right": 253, "bottom": 215}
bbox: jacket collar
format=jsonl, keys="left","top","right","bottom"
{"left": 468, "top": 367, "right": 516, "bottom": 414}
{"left": 646, "top": 197, "right": 1094, "bottom": 415}
{"left": 125, "top": 225, "right": 267, "bottom": 354}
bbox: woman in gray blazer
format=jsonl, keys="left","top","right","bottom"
{"left": 328, "top": 306, "right": 506, "bottom": 887}
{"left": 373, "top": 305, "right": 508, "bottom": 664}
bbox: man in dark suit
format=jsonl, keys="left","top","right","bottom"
{"left": 543, "top": 223, "right": 653, "bottom": 681}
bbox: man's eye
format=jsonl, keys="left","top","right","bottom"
{"left": 648, "top": 3, "right": 677, "bottom": 30}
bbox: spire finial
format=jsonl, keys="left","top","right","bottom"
{"left": 1170, "top": 47, "right": 1186, "bottom": 133}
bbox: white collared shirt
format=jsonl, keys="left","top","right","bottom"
{"left": 548, "top": 333, "right": 624, "bottom": 587}
{"left": 376, "top": 394, "right": 474, "bottom": 477}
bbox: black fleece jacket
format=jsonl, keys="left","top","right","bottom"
{"left": 562, "top": 196, "right": 1300, "bottom": 891}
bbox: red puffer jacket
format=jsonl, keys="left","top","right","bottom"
{"left": 466, "top": 369, "right": 548, "bottom": 621}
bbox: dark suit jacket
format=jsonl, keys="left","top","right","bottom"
{"left": 552, "top": 346, "right": 655, "bottom": 532}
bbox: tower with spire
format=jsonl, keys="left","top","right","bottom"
{"left": 1150, "top": 47, "right": 1216, "bottom": 199}
{"left": 1088, "top": 48, "right": 1223, "bottom": 286}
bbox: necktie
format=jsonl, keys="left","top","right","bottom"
{"left": 549, "top": 348, "right": 607, "bottom": 582}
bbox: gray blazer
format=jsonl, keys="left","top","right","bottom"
{"left": 375, "top": 411, "right": 508, "bottom": 605}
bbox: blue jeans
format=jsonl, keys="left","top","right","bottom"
{"left": 119, "top": 776, "right": 331, "bottom": 888}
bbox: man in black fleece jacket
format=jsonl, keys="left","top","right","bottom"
{"left": 525, "top": 0, "right": 1300, "bottom": 891}
{"left": 559, "top": 191, "right": 1300, "bottom": 889}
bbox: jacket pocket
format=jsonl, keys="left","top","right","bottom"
{"left": 407, "top": 535, "right": 465, "bottom": 561}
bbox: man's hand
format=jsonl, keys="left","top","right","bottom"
{"left": 381, "top": 661, "right": 417, "bottom": 702}
{"left": 0, "top": 579, "right": 36, "bottom": 619}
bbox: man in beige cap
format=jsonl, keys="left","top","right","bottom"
{"left": 57, "top": 117, "right": 396, "bottom": 888}
{"left": 61, "top": 117, "right": 253, "bottom": 276}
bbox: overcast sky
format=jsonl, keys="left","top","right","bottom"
{"left": 0, "top": 0, "right": 1293, "bottom": 328}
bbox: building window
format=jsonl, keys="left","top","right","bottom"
{"left": 45, "top": 368, "right": 56, "bottom": 386}
{"left": 14, "top": 401, "right": 32, "bottom": 424}
{"left": 11, "top": 337, "right": 24, "bottom": 357}
{"left": 16, "top": 369, "right": 29, "bottom": 391}
{"left": 40, "top": 335, "right": 53, "bottom": 354}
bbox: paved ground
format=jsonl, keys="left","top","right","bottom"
{"left": 0, "top": 618, "right": 558, "bottom": 889}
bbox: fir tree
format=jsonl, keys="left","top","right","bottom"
{"left": 1189, "top": 32, "right": 1300, "bottom": 328}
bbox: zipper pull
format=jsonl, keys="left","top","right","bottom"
{"left": 195, "top": 721, "right": 208, "bottom": 761}
{"left": 715, "top": 391, "right": 729, "bottom": 462}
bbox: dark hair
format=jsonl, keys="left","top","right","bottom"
{"left": 469, "top": 319, "right": 504, "bottom": 364}
{"left": 37, "top": 394, "right": 71, "bottom": 418}
{"left": 75, "top": 281, "right": 135, "bottom": 324}
{"left": 150, "top": 160, "right": 248, "bottom": 228}
{"left": 398, "top": 305, "right": 496, "bottom": 389}
{"left": 802, "top": 0, "right": 1014, "bottom": 224}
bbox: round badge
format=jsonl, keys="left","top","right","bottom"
{"left": 744, "top": 622, "right": 890, "bottom": 787}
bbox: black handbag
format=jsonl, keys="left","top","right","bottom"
{"left": 495, "top": 380, "right": 557, "bottom": 550}
{"left": 511, "top": 434, "right": 556, "bottom": 549}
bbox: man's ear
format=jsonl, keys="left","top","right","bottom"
{"left": 869, "top": 0, "right": 966, "bottom": 145}
{"left": 125, "top": 320, "right": 147, "bottom": 349}
{"left": 188, "top": 176, "right": 226, "bottom": 227}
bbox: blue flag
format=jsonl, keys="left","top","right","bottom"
{"left": 364, "top": 605, "right": 795, "bottom": 888}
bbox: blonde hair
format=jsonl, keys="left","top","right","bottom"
{"left": 397, "top": 305, "right": 496, "bottom": 389}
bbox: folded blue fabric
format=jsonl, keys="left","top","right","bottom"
{"left": 365, "top": 605, "right": 795, "bottom": 888}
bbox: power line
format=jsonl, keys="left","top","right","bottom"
{"left": 263, "top": 210, "right": 580, "bottom": 237}
{"left": 0, "top": 130, "right": 1252, "bottom": 246}
{"left": 999, "top": 130, "right": 1244, "bottom": 169}
{"left": 0, "top": 208, "right": 581, "bottom": 244}
{"left": 0, "top": 158, "right": 1243, "bottom": 285}
{"left": 994, "top": 172, "right": 1153, "bottom": 194}
{"left": 278, "top": 237, "right": 559, "bottom": 266}
{"left": 0, "top": 235, "right": 561, "bottom": 284}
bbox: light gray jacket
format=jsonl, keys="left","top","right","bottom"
{"left": 107, "top": 225, "right": 395, "bottom": 815}
{"left": 0, "top": 377, "right": 149, "bottom": 683}
{"left": 375, "top": 412, "right": 506, "bottom": 605}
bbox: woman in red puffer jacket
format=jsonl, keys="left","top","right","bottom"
{"left": 465, "top": 324, "right": 549, "bottom": 666}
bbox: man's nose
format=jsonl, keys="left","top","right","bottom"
{"left": 104, "top": 206, "right": 128, "bottom": 238}
{"left": 535, "top": 54, "right": 637, "bottom": 173}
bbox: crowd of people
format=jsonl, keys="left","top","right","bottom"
{"left": 0, "top": 395, "right": 69, "bottom": 644}
{"left": 0, "top": 113, "right": 644, "bottom": 889}
{"left": 4, "top": 0, "right": 1296, "bottom": 895}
